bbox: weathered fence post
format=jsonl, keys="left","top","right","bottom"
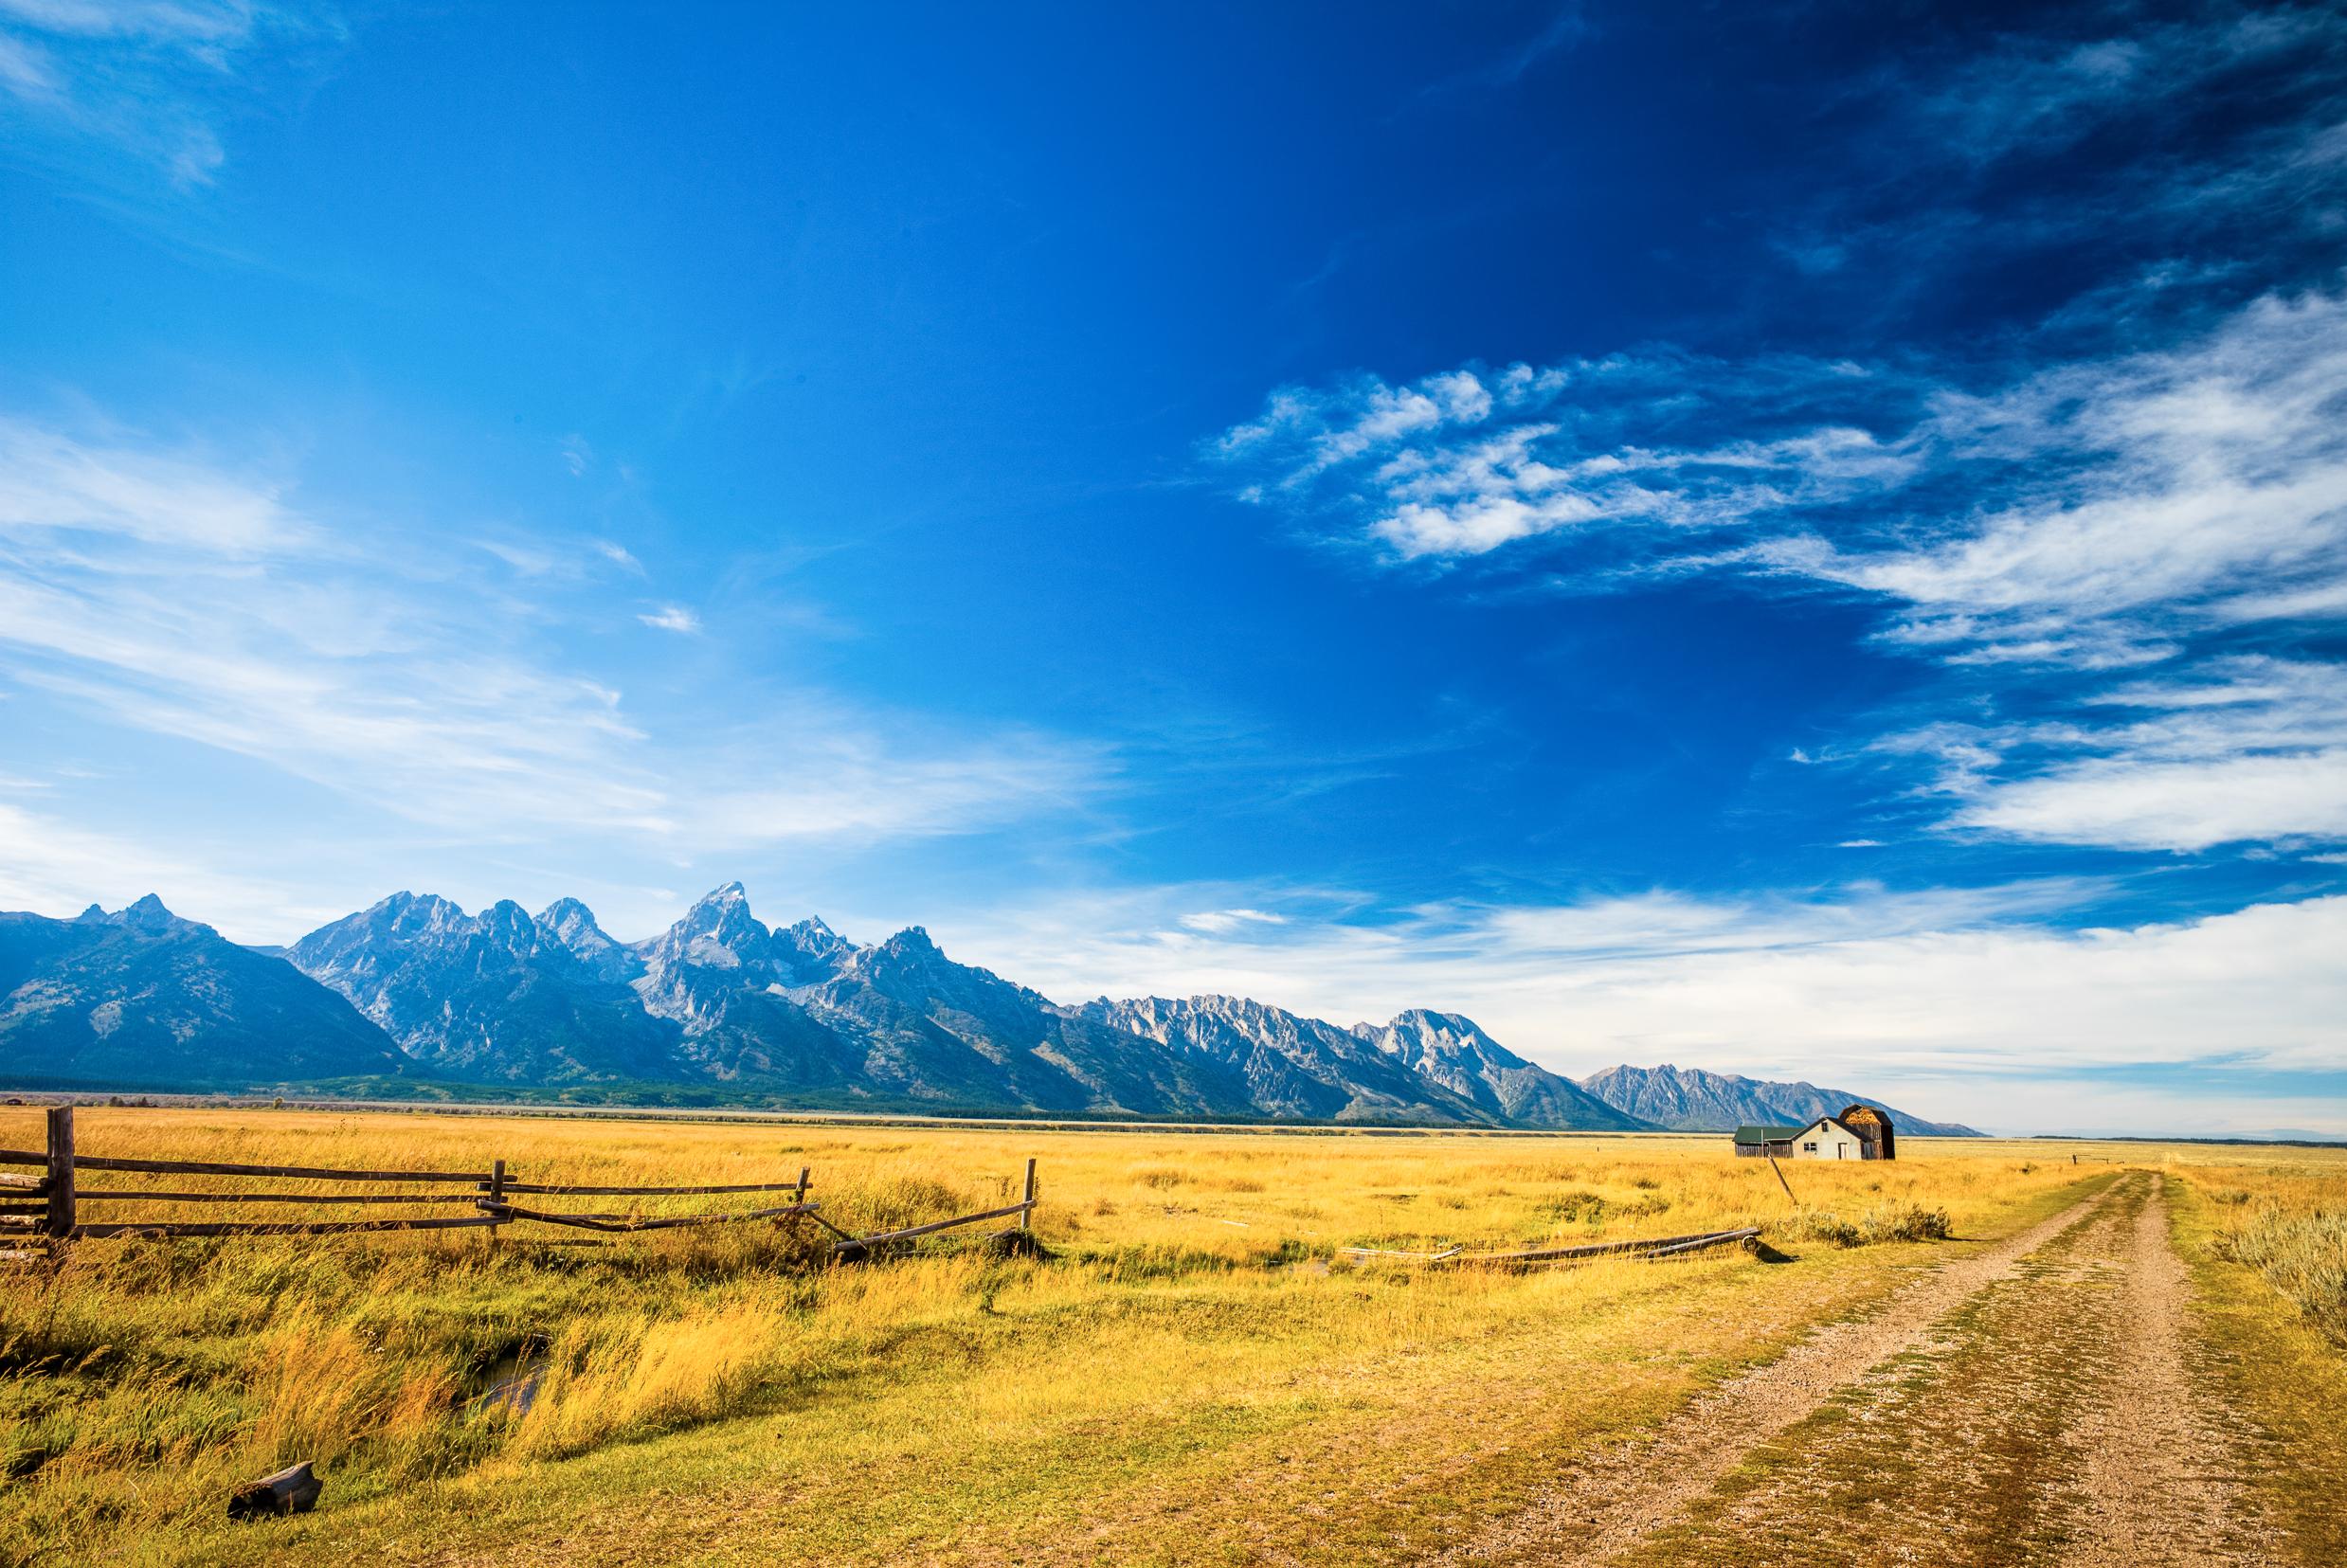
{"left": 485, "top": 1158, "right": 507, "bottom": 1253}
{"left": 45, "top": 1106, "right": 75, "bottom": 1243}
{"left": 796, "top": 1166, "right": 810, "bottom": 1205}
{"left": 1020, "top": 1157, "right": 1037, "bottom": 1234}
{"left": 1762, "top": 1144, "right": 1796, "bottom": 1204}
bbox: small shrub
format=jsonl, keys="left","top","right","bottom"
{"left": 1538, "top": 1190, "right": 1608, "bottom": 1226}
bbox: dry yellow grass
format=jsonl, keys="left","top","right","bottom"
{"left": 1, "top": 1106, "right": 2335, "bottom": 1566}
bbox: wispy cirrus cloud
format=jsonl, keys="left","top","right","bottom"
{"left": 0, "top": 409, "right": 1105, "bottom": 856}
{"left": 1900, "top": 7, "right": 2340, "bottom": 171}
{"left": 0, "top": 798, "right": 345, "bottom": 937}
{"left": 1766, "top": 4, "right": 2347, "bottom": 302}
{"left": 1210, "top": 283, "right": 2347, "bottom": 855}
{"left": 1417, "top": 4, "right": 1589, "bottom": 100}
{"left": 0, "top": 0, "right": 344, "bottom": 187}
{"left": 1212, "top": 289, "right": 2347, "bottom": 659}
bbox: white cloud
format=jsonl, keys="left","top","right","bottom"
{"left": 1954, "top": 750, "right": 2347, "bottom": 852}
{"left": 1790, "top": 291, "right": 2347, "bottom": 664}
{"left": 1179, "top": 907, "right": 1289, "bottom": 933}
{"left": 638, "top": 604, "right": 700, "bottom": 635}
{"left": 1898, "top": 657, "right": 2347, "bottom": 852}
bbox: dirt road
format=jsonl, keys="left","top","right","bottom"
{"left": 1449, "top": 1173, "right": 2274, "bottom": 1568}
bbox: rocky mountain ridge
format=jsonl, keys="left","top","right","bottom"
{"left": 0, "top": 897, "right": 408, "bottom": 1090}
{"left": 1575, "top": 1062, "right": 1982, "bottom": 1138}
{"left": 268, "top": 884, "right": 1643, "bottom": 1124}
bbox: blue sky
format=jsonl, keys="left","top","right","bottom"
{"left": 2, "top": 1, "right": 2343, "bottom": 1135}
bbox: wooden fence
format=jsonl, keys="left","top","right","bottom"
{"left": 0, "top": 1108, "right": 1038, "bottom": 1259}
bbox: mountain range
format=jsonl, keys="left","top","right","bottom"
{"left": 0, "top": 886, "right": 1975, "bottom": 1134}
{"left": 1578, "top": 1063, "right": 1982, "bottom": 1139}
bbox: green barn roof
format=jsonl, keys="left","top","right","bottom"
{"left": 1733, "top": 1125, "right": 1805, "bottom": 1144}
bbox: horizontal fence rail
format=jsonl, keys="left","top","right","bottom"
{"left": 0, "top": 1150, "right": 491, "bottom": 1182}
{"left": 2, "top": 1108, "right": 1039, "bottom": 1261}
{"left": 74, "top": 1190, "right": 486, "bottom": 1204}
{"left": 74, "top": 1217, "right": 507, "bottom": 1239}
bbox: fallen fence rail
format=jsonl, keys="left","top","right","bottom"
{"left": 1343, "top": 1225, "right": 1761, "bottom": 1268}
{"left": 833, "top": 1199, "right": 1033, "bottom": 1251}
{"left": 1640, "top": 1227, "right": 1760, "bottom": 1260}
{"left": 830, "top": 1157, "right": 1038, "bottom": 1255}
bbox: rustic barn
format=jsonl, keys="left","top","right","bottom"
{"left": 1732, "top": 1106, "right": 1897, "bottom": 1161}
{"left": 1837, "top": 1103, "right": 1896, "bottom": 1160}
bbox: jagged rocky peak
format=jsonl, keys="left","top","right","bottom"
{"left": 534, "top": 896, "right": 637, "bottom": 982}
{"left": 475, "top": 899, "right": 539, "bottom": 947}
{"left": 75, "top": 892, "right": 206, "bottom": 937}
{"left": 654, "top": 882, "right": 772, "bottom": 967}
{"left": 781, "top": 912, "right": 846, "bottom": 953}
{"left": 536, "top": 895, "right": 613, "bottom": 948}
{"left": 846, "top": 925, "right": 950, "bottom": 982}
{"left": 351, "top": 891, "right": 472, "bottom": 941}
{"left": 1361, "top": 1008, "right": 1522, "bottom": 1064}
{"left": 773, "top": 914, "right": 851, "bottom": 981}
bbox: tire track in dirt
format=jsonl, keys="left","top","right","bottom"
{"left": 1445, "top": 1178, "right": 2129, "bottom": 1568}
{"left": 2067, "top": 1177, "right": 2270, "bottom": 1567}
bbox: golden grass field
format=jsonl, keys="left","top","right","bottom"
{"left": 1, "top": 1106, "right": 2340, "bottom": 1567}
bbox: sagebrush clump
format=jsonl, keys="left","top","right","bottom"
{"left": 1774, "top": 1201, "right": 1953, "bottom": 1248}
{"left": 2219, "top": 1206, "right": 2347, "bottom": 1346}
